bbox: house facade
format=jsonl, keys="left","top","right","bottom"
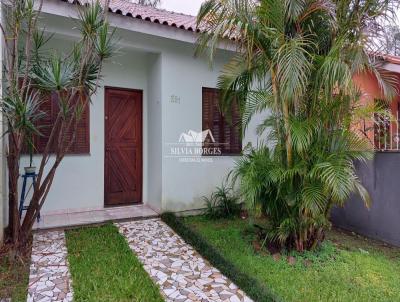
{"left": 1, "top": 0, "right": 398, "bottom": 245}
{"left": 1, "top": 0, "right": 262, "bottom": 229}
{"left": 353, "top": 55, "right": 400, "bottom": 150}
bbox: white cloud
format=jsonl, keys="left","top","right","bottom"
{"left": 397, "top": 8, "right": 400, "bottom": 26}
{"left": 160, "top": 0, "right": 204, "bottom": 16}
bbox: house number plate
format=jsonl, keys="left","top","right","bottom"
{"left": 170, "top": 95, "right": 181, "bottom": 104}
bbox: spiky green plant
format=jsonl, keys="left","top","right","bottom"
{"left": 203, "top": 182, "right": 241, "bottom": 219}
{"left": 197, "top": 0, "right": 398, "bottom": 251}
{"left": 1, "top": 0, "right": 116, "bottom": 252}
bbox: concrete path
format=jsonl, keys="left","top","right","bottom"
{"left": 117, "top": 219, "right": 253, "bottom": 302}
{"left": 33, "top": 204, "right": 158, "bottom": 230}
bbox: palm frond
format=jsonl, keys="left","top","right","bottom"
{"left": 275, "top": 35, "right": 313, "bottom": 102}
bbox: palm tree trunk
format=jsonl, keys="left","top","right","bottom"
{"left": 282, "top": 101, "right": 293, "bottom": 168}
{"left": 271, "top": 69, "right": 287, "bottom": 161}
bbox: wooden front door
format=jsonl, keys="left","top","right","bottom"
{"left": 104, "top": 87, "right": 142, "bottom": 206}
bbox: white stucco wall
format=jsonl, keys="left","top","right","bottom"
{"left": 21, "top": 35, "right": 154, "bottom": 213}
{"left": 16, "top": 7, "right": 263, "bottom": 214}
{"left": 160, "top": 47, "right": 263, "bottom": 212}
{"left": 160, "top": 43, "right": 236, "bottom": 212}
{"left": 147, "top": 53, "right": 163, "bottom": 211}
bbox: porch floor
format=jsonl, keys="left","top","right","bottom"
{"left": 32, "top": 204, "right": 159, "bottom": 231}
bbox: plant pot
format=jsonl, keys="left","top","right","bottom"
{"left": 24, "top": 166, "right": 36, "bottom": 174}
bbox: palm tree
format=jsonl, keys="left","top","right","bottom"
{"left": 197, "top": 0, "right": 398, "bottom": 251}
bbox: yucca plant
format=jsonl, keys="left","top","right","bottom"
{"left": 1, "top": 0, "right": 116, "bottom": 253}
{"left": 197, "top": 0, "right": 398, "bottom": 251}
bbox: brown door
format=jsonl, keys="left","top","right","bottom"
{"left": 104, "top": 87, "right": 142, "bottom": 206}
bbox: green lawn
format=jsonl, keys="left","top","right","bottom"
{"left": 184, "top": 216, "right": 400, "bottom": 302}
{"left": 0, "top": 253, "right": 30, "bottom": 302}
{"left": 65, "top": 223, "right": 164, "bottom": 302}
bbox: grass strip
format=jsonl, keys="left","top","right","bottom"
{"left": 184, "top": 216, "right": 400, "bottom": 302}
{"left": 161, "top": 212, "right": 280, "bottom": 302}
{"left": 65, "top": 223, "right": 164, "bottom": 302}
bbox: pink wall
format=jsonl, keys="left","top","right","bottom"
{"left": 353, "top": 71, "right": 400, "bottom": 147}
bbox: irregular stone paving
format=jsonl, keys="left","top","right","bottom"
{"left": 27, "top": 231, "right": 73, "bottom": 302}
{"left": 117, "top": 219, "right": 253, "bottom": 302}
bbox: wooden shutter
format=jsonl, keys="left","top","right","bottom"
{"left": 202, "top": 87, "right": 221, "bottom": 148}
{"left": 33, "top": 92, "right": 90, "bottom": 154}
{"left": 202, "top": 87, "right": 242, "bottom": 155}
{"left": 35, "top": 92, "right": 57, "bottom": 152}
{"left": 62, "top": 94, "right": 90, "bottom": 154}
{"left": 228, "top": 101, "right": 242, "bottom": 154}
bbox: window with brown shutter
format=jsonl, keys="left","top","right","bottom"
{"left": 202, "top": 87, "right": 242, "bottom": 155}
{"left": 31, "top": 92, "right": 90, "bottom": 154}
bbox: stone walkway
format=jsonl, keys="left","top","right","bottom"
{"left": 117, "top": 219, "right": 253, "bottom": 302}
{"left": 27, "top": 231, "right": 73, "bottom": 302}
{"left": 26, "top": 219, "right": 252, "bottom": 302}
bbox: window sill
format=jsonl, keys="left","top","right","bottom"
{"left": 22, "top": 152, "right": 91, "bottom": 156}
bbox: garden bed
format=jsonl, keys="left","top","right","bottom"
{"left": 166, "top": 214, "right": 400, "bottom": 302}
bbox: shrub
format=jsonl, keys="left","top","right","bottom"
{"left": 202, "top": 183, "right": 241, "bottom": 219}
{"left": 231, "top": 137, "right": 372, "bottom": 252}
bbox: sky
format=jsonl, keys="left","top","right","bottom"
{"left": 160, "top": 0, "right": 204, "bottom": 16}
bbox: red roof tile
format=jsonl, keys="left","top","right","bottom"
{"left": 61, "top": 0, "right": 199, "bottom": 33}
{"left": 382, "top": 54, "right": 400, "bottom": 64}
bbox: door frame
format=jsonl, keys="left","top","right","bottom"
{"left": 104, "top": 86, "right": 143, "bottom": 207}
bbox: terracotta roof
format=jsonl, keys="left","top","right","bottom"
{"left": 61, "top": 0, "right": 199, "bottom": 33}
{"left": 382, "top": 54, "right": 400, "bottom": 64}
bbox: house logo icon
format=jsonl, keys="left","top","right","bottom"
{"left": 178, "top": 129, "right": 215, "bottom": 143}
{"left": 166, "top": 129, "right": 221, "bottom": 162}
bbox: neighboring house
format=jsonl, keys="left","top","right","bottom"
{"left": 0, "top": 0, "right": 260, "bottom": 223}
{"left": 353, "top": 55, "right": 400, "bottom": 150}
{"left": 332, "top": 55, "right": 400, "bottom": 247}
